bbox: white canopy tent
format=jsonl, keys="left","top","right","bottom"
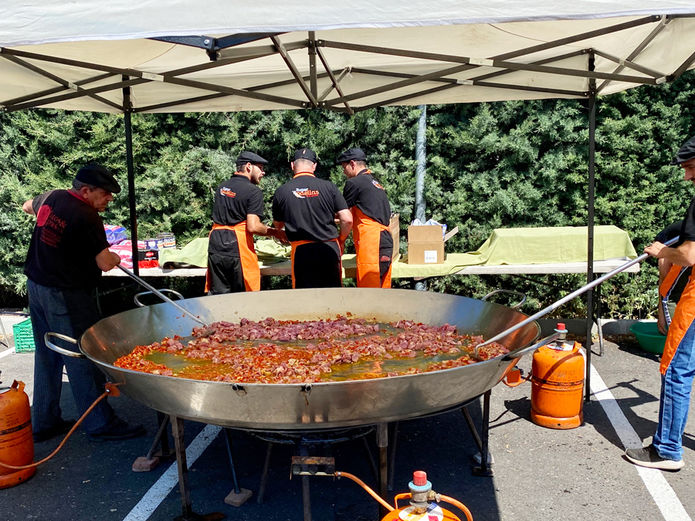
{"left": 2, "top": 1, "right": 695, "bottom": 408}
{"left": 1, "top": 1, "right": 695, "bottom": 113}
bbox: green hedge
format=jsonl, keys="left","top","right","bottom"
{"left": 1, "top": 71, "right": 694, "bottom": 318}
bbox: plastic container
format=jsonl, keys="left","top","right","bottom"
{"left": 630, "top": 322, "right": 666, "bottom": 354}
{"left": 12, "top": 318, "right": 35, "bottom": 353}
{"left": 157, "top": 232, "right": 176, "bottom": 249}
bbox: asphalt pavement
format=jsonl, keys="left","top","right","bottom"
{"left": 1, "top": 314, "right": 694, "bottom": 521}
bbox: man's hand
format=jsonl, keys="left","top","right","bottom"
{"left": 657, "top": 304, "right": 668, "bottom": 335}
{"left": 97, "top": 248, "right": 122, "bottom": 271}
{"left": 644, "top": 241, "right": 666, "bottom": 258}
{"left": 22, "top": 199, "right": 35, "bottom": 215}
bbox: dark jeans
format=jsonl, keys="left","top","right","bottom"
{"left": 28, "top": 279, "right": 115, "bottom": 434}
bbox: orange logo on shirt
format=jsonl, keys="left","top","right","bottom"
{"left": 292, "top": 188, "right": 320, "bottom": 199}
{"left": 220, "top": 187, "right": 237, "bottom": 198}
{"left": 371, "top": 179, "right": 385, "bottom": 190}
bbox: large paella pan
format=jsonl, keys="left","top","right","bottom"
{"left": 59, "top": 288, "right": 540, "bottom": 430}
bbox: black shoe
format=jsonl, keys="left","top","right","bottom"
{"left": 33, "top": 419, "right": 76, "bottom": 443}
{"left": 88, "top": 417, "right": 146, "bottom": 442}
{"left": 625, "top": 444, "right": 684, "bottom": 471}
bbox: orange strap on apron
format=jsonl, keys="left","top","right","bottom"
{"left": 290, "top": 238, "right": 342, "bottom": 289}
{"left": 660, "top": 264, "right": 685, "bottom": 298}
{"left": 205, "top": 221, "right": 260, "bottom": 292}
{"left": 661, "top": 271, "right": 695, "bottom": 374}
{"left": 351, "top": 208, "right": 392, "bottom": 288}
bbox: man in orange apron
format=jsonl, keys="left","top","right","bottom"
{"left": 206, "top": 151, "right": 285, "bottom": 294}
{"left": 337, "top": 148, "right": 393, "bottom": 288}
{"left": 271, "top": 147, "right": 352, "bottom": 288}
{"left": 626, "top": 135, "right": 695, "bottom": 471}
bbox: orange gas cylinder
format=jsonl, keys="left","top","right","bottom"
{"left": 380, "top": 471, "right": 464, "bottom": 521}
{"left": 530, "top": 323, "right": 584, "bottom": 429}
{"left": 381, "top": 505, "right": 461, "bottom": 521}
{"left": 0, "top": 380, "right": 36, "bottom": 488}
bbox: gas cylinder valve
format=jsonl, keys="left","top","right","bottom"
{"left": 550, "top": 322, "right": 573, "bottom": 351}
{"left": 409, "top": 470, "right": 432, "bottom": 513}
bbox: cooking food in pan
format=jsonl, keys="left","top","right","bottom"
{"left": 114, "top": 315, "right": 509, "bottom": 383}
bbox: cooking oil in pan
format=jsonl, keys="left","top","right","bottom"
{"left": 138, "top": 323, "right": 478, "bottom": 382}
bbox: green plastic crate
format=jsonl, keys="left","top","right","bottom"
{"left": 13, "top": 317, "right": 35, "bottom": 353}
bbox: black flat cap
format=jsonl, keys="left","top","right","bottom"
{"left": 236, "top": 151, "right": 268, "bottom": 165}
{"left": 672, "top": 135, "right": 695, "bottom": 165}
{"left": 75, "top": 163, "right": 121, "bottom": 193}
{"left": 293, "top": 148, "right": 318, "bottom": 163}
{"left": 337, "top": 147, "right": 367, "bottom": 164}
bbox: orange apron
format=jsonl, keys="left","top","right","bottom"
{"left": 205, "top": 221, "right": 260, "bottom": 292}
{"left": 661, "top": 269, "right": 695, "bottom": 374}
{"left": 660, "top": 265, "right": 687, "bottom": 299}
{"left": 290, "top": 239, "right": 342, "bottom": 289}
{"left": 352, "top": 208, "right": 392, "bottom": 288}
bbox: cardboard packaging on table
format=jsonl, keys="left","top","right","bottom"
{"left": 389, "top": 214, "right": 400, "bottom": 261}
{"left": 407, "top": 224, "right": 459, "bottom": 264}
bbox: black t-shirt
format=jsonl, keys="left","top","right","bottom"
{"left": 211, "top": 174, "right": 264, "bottom": 225}
{"left": 24, "top": 190, "right": 109, "bottom": 290}
{"left": 272, "top": 173, "right": 348, "bottom": 242}
{"left": 680, "top": 199, "right": 695, "bottom": 243}
{"left": 656, "top": 220, "right": 684, "bottom": 246}
{"left": 343, "top": 170, "right": 391, "bottom": 225}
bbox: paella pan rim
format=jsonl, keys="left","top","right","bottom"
{"left": 78, "top": 288, "right": 538, "bottom": 429}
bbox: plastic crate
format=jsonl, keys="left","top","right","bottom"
{"left": 13, "top": 318, "right": 35, "bottom": 353}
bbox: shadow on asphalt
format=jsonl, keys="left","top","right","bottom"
{"left": 5, "top": 380, "right": 507, "bottom": 521}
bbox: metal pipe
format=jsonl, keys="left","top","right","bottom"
{"left": 477, "top": 236, "right": 680, "bottom": 349}
{"left": 116, "top": 265, "right": 208, "bottom": 326}
{"left": 415, "top": 106, "right": 427, "bottom": 292}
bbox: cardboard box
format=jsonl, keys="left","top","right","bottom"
{"left": 407, "top": 224, "right": 458, "bottom": 264}
{"left": 389, "top": 213, "right": 400, "bottom": 261}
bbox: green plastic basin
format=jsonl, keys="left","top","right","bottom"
{"left": 630, "top": 322, "right": 666, "bottom": 354}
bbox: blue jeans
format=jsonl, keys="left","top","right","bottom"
{"left": 28, "top": 279, "right": 115, "bottom": 434}
{"left": 653, "top": 317, "right": 695, "bottom": 461}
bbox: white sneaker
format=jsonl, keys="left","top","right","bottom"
{"left": 625, "top": 444, "right": 684, "bottom": 471}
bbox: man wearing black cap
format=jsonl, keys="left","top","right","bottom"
{"left": 206, "top": 151, "right": 285, "bottom": 294}
{"left": 338, "top": 148, "right": 394, "bottom": 288}
{"left": 22, "top": 163, "right": 145, "bottom": 442}
{"left": 626, "top": 135, "right": 695, "bottom": 471}
{"left": 272, "top": 147, "right": 353, "bottom": 288}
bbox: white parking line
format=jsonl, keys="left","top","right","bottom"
{"left": 590, "top": 364, "right": 692, "bottom": 521}
{"left": 0, "top": 347, "right": 15, "bottom": 358}
{"left": 121, "top": 365, "right": 690, "bottom": 521}
{"left": 122, "top": 424, "right": 222, "bottom": 521}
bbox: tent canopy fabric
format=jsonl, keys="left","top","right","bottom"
{"left": 1, "top": 1, "right": 694, "bottom": 114}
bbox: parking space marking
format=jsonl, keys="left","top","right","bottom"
{"left": 590, "top": 364, "right": 692, "bottom": 521}
{"left": 122, "top": 424, "right": 222, "bottom": 521}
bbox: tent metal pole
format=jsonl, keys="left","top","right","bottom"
{"left": 123, "top": 81, "right": 139, "bottom": 277}
{"left": 585, "top": 52, "right": 597, "bottom": 403}
{"left": 308, "top": 32, "right": 318, "bottom": 100}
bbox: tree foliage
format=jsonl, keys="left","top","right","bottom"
{"left": 1, "top": 71, "right": 694, "bottom": 317}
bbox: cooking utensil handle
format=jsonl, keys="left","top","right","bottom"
{"left": 117, "top": 265, "right": 207, "bottom": 326}
{"left": 133, "top": 289, "right": 184, "bottom": 308}
{"left": 498, "top": 332, "right": 561, "bottom": 361}
{"left": 482, "top": 289, "right": 526, "bottom": 309}
{"left": 477, "top": 236, "right": 679, "bottom": 348}
{"left": 44, "top": 332, "right": 85, "bottom": 358}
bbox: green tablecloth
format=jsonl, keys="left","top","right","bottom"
{"left": 157, "top": 226, "right": 637, "bottom": 278}
{"left": 392, "top": 225, "right": 637, "bottom": 278}
{"left": 158, "top": 237, "right": 291, "bottom": 269}
{"left": 469, "top": 225, "right": 637, "bottom": 265}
